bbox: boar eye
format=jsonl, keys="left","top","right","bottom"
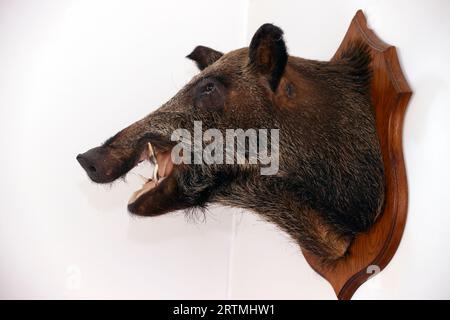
{"left": 202, "top": 82, "right": 215, "bottom": 94}
{"left": 194, "top": 79, "right": 225, "bottom": 112}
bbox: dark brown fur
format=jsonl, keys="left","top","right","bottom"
{"left": 77, "top": 24, "right": 384, "bottom": 261}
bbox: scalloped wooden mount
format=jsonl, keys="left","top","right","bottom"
{"left": 302, "top": 10, "right": 412, "bottom": 300}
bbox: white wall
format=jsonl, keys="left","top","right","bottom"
{"left": 0, "top": 0, "right": 246, "bottom": 299}
{"left": 229, "top": 0, "right": 450, "bottom": 299}
{"left": 1, "top": 0, "right": 449, "bottom": 300}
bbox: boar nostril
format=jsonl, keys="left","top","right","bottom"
{"left": 77, "top": 153, "right": 98, "bottom": 175}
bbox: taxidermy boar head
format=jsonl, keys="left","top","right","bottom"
{"left": 77, "top": 24, "right": 384, "bottom": 262}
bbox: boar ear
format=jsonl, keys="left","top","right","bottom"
{"left": 248, "top": 24, "right": 288, "bottom": 91}
{"left": 186, "top": 46, "right": 223, "bottom": 70}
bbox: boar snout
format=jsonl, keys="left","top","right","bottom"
{"left": 77, "top": 146, "right": 123, "bottom": 183}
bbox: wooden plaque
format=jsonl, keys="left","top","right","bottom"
{"left": 302, "top": 10, "right": 412, "bottom": 300}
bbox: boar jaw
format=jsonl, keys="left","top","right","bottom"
{"left": 128, "top": 142, "right": 175, "bottom": 206}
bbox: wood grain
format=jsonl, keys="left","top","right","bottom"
{"left": 302, "top": 10, "right": 412, "bottom": 300}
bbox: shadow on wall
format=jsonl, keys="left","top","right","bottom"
{"left": 78, "top": 177, "right": 232, "bottom": 245}
{"left": 404, "top": 74, "right": 444, "bottom": 143}
{"left": 125, "top": 206, "right": 233, "bottom": 244}
{"left": 77, "top": 179, "right": 127, "bottom": 212}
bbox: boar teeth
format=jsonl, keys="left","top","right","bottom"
{"left": 153, "top": 163, "right": 159, "bottom": 185}
{"left": 148, "top": 142, "right": 156, "bottom": 163}
{"left": 147, "top": 142, "right": 160, "bottom": 184}
{"left": 138, "top": 174, "right": 148, "bottom": 182}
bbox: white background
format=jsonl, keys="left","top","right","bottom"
{"left": 1, "top": 0, "right": 449, "bottom": 299}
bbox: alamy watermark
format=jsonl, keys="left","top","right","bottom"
{"left": 170, "top": 121, "right": 279, "bottom": 175}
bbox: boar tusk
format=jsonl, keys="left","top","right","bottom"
{"left": 148, "top": 142, "right": 156, "bottom": 163}
{"left": 148, "top": 142, "right": 159, "bottom": 183}
{"left": 153, "top": 163, "right": 159, "bottom": 184}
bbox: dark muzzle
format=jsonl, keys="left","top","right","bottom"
{"left": 77, "top": 146, "right": 120, "bottom": 183}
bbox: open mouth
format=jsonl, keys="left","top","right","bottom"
{"left": 128, "top": 142, "right": 175, "bottom": 206}
{"left": 78, "top": 138, "right": 188, "bottom": 216}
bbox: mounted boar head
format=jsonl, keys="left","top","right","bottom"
{"left": 77, "top": 24, "right": 384, "bottom": 262}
